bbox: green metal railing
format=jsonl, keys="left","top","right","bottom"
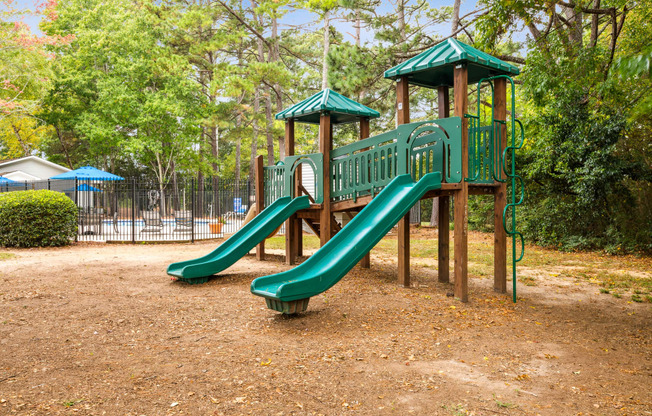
{"left": 330, "top": 117, "right": 463, "bottom": 202}
{"left": 262, "top": 119, "right": 462, "bottom": 206}
{"left": 469, "top": 75, "right": 525, "bottom": 302}
{"left": 263, "top": 162, "right": 286, "bottom": 207}
{"left": 284, "top": 153, "right": 324, "bottom": 204}
{"left": 262, "top": 153, "right": 324, "bottom": 206}
{"left": 466, "top": 117, "right": 505, "bottom": 184}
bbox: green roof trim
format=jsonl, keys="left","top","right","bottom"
{"left": 384, "top": 38, "right": 520, "bottom": 88}
{"left": 275, "top": 88, "right": 381, "bottom": 125}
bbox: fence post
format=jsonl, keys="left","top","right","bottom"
{"left": 247, "top": 180, "right": 251, "bottom": 208}
{"left": 191, "top": 178, "right": 195, "bottom": 243}
{"left": 74, "top": 178, "right": 78, "bottom": 242}
{"left": 131, "top": 178, "right": 136, "bottom": 244}
{"left": 47, "top": 179, "right": 50, "bottom": 190}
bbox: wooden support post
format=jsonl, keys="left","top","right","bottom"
{"left": 359, "top": 117, "right": 371, "bottom": 269}
{"left": 319, "top": 114, "right": 332, "bottom": 247}
{"left": 494, "top": 78, "right": 508, "bottom": 293}
{"left": 437, "top": 86, "right": 450, "bottom": 283}
{"left": 284, "top": 119, "right": 297, "bottom": 265}
{"left": 255, "top": 155, "right": 265, "bottom": 261}
{"left": 296, "top": 168, "right": 303, "bottom": 258}
{"left": 397, "top": 77, "right": 410, "bottom": 287}
{"left": 438, "top": 195, "right": 450, "bottom": 283}
{"left": 453, "top": 65, "right": 469, "bottom": 302}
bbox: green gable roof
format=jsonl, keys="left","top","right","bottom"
{"left": 275, "top": 89, "right": 380, "bottom": 125}
{"left": 384, "top": 38, "right": 520, "bottom": 88}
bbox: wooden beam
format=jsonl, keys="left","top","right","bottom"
{"left": 396, "top": 78, "right": 410, "bottom": 287}
{"left": 296, "top": 210, "right": 320, "bottom": 220}
{"left": 397, "top": 77, "right": 410, "bottom": 125}
{"left": 255, "top": 155, "right": 265, "bottom": 261}
{"left": 319, "top": 114, "right": 332, "bottom": 246}
{"left": 453, "top": 65, "right": 469, "bottom": 302}
{"left": 284, "top": 119, "right": 297, "bottom": 265}
{"left": 330, "top": 184, "right": 461, "bottom": 213}
{"left": 494, "top": 78, "right": 508, "bottom": 293}
{"left": 359, "top": 117, "right": 371, "bottom": 269}
{"left": 469, "top": 186, "right": 498, "bottom": 195}
{"left": 438, "top": 86, "right": 450, "bottom": 119}
{"left": 437, "top": 86, "right": 451, "bottom": 284}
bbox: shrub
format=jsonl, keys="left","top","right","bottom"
{"left": 0, "top": 190, "right": 78, "bottom": 247}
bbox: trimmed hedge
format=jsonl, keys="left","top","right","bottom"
{"left": 0, "top": 190, "right": 78, "bottom": 247}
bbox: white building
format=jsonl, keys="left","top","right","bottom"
{"left": 0, "top": 156, "right": 70, "bottom": 181}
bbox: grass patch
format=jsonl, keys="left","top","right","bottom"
{"left": 518, "top": 275, "right": 538, "bottom": 286}
{"left": 0, "top": 252, "right": 15, "bottom": 260}
{"left": 265, "top": 230, "right": 650, "bottom": 294}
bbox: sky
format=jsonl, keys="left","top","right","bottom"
{"left": 8, "top": 0, "right": 481, "bottom": 43}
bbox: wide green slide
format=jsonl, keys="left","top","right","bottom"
{"left": 251, "top": 172, "right": 442, "bottom": 313}
{"left": 167, "top": 195, "right": 310, "bottom": 284}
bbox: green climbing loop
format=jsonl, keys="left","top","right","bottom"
{"left": 466, "top": 75, "right": 525, "bottom": 303}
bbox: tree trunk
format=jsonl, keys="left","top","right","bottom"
{"left": 451, "top": 0, "right": 461, "bottom": 37}
{"left": 272, "top": 13, "right": 284, "bottom": 159}
{"left": 322, "top": 10, "right": 330, "bottom": 90}
{"left": 264, "top": 90, "right": 274, "bottom": 166}
{"left": 398, "top": 0, "right": 406, "bottom": 41}
{"left": 53, "top": 125, "right": 73, "bottom": 169}
{"left": 249, "top": 88, "right": 260, "bottom": 182}
{"left": 249, "top": 33, "right": 265, "bottom": 180}
{"left": 155, "top": 153, "right": 167, "bottom": 218}
{"left": 235, "top": 116, "right": 241, "bottom": 183}
{"left": 355, "top": 8, "right": 365, "bottom": 101}
{"left": 10, "top": 124, "right": 30, "bottom": 156}
{"left": 590, "top": 0, "right": 601, "bottom": 47}
{"left": 430, "top": 197, "right": 439, "bottom": 227}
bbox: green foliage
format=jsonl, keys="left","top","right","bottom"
{"left": 0, "top": 190, "right": 78, "bottom": 247}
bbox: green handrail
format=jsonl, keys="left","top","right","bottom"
{"left": 474, "top": 74, "right": 525, "bottom": 303}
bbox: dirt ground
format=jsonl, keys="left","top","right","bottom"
{"left": 0, "top": 231, "right": 650, "bottom": 416}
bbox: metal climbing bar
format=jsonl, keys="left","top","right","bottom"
{"left": 471, "top": 75, "right": 525, "bottom": 302}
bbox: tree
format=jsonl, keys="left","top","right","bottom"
{"left": 0, "top": 0, "right": 71, "bottom": 159}
{"left": 42, "top": 0, "right": 206, "bottom": 214}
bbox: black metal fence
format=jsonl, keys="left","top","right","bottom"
{"left": 0, "top": 177, "right": 255, "bottom": 242}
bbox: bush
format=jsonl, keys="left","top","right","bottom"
{"left": 0, "top": 190, "right": 78, "bottom": 247}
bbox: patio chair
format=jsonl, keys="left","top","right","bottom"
{"left": 113, "top": 211, "right": 120, "bottom": 234}
{"left": 141, "top": 210, "right": 163, "bottom": 233}
{"left": 79, "top": 209, "right": 103, "bottom": 235}
{"left": 223, "top": 198, "right": 248, "bottom": 221}
{"left": 173, "top": 210, "right": 193, "bottom": 232}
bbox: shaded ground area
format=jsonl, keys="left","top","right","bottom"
{"left": 0, "top": 230, "right": 650, "bottom": 415}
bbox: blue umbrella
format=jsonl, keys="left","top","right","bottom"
{"left": 50, "top": 166, "right": 124, "bottom": 181}
{"left": 64, "top": 184, "right": 104, "bottom": 192}
{"left": 0, "top": 176, "right": 16, "bottom": 183}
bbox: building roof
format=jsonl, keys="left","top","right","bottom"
{"left": 384, "top": 38, "right": 520, "bottom": 88}
{"left": 275, "top": 89, "right": 380, "bottom": 125}
{"left": 0, "top": 156, "right": 70, "bottom": 172}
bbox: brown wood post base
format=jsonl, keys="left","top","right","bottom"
{"left": 453, "top": 64, "right": 469, "bottom": 302}
{"left": 297, "top": 220, "right": 303, "bottom": 257}
{"left": 359, "top": 252, "right": 370, "bottom": 269}
{"left": 398, "top": 214, "right": 410, "bottom": 287}
{"left": 285, "top": 214, "right": 297, "bottom": 265}
{"left": 438, "top": 196, "right": 450, "bottom": 283}
{"left": 453, "top": 191, "right": 468, "bottom": 301}
{"left": 319, "top": 114, "right": 332, "bottom": 247}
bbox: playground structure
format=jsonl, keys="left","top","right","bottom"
{"left": 168, "top": 39, "right": 525, "bottom": 313}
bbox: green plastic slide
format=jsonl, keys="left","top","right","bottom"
{"left": 251, "top": 172, "right": 442, "bottom": 313}
{"left": 167, "top": 195, "right": 310, "bottom": 284}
